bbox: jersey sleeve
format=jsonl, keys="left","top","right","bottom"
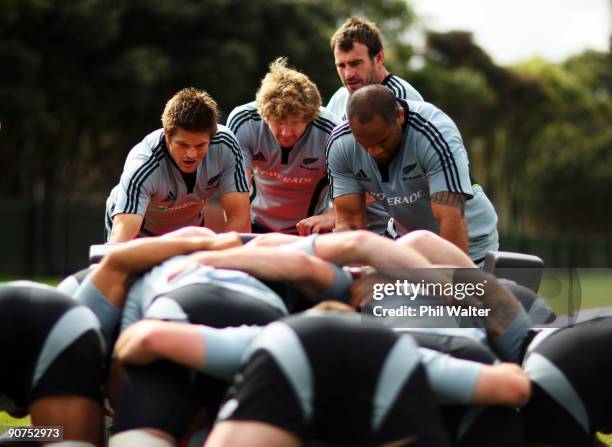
{"left": 215, "top": 129, "right": 250, "bottom": 195}
{"left": 112, "top": 151, "right": 159, "bottom": 216}
{"left": 227, "top": 107, "right": 256, "bottom": 170}
{"left": 326, "top": 87, "right": 349, "bottom": 121}
{"left": 200, "top": 325, "right": 263, "bottom": 380}
{"left": 326, "top": 130, "right": 364, "bottom": 199}
{"left": 415, "top": 111, "right": 473, "bottom": 198}
{"left": 418, "top": 346, "right": 482, "bottom": 404}
{"left": 73, "top": 275, "right": 122, "bottom": 353}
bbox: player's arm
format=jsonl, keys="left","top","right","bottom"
{"left": 333, "top": 193, "right": 366, "bottom": 231}
{"left": 296, "top": 208, "right": 336, "bottom": 236}
{"left": 296, "top": 190, "right": 378, "bottom": 235}
{"left": 246, "top": 233, "right": 301, "bottom": 247}
{"left": 114, "top": 320, "right": 205, "bottom": 367}
{"left": 108, "top": 213, "right": 144, "bottom": 242}
{"left": 169, "top": 245, "right": 337, "bottom": 299}
{"left": 220, "top": 191, "right": 251, "bottom": 232}
{"left": 91, "top": 233, "right": 243, "bottom": 308}
{"left": 115, "top": 320, "right": 260, "bottom": 381}
{"left": 312, "top": 230, "right": 431, "bottom": 271}
{"left": 431, "top": 191, "right": 469, "bottom": 254}
{"left": 471, "top": 363, "right": 531, "bottom": 406}
{"left": 420, "top": 347, "right": 531, "bottom": 407}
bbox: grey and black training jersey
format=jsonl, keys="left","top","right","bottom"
{"left": 196, "top": 312, "right": 483, "bottom": 406}
{"left": 120, "top": 255, "right": 289, "bottom": 331}
{"left": 327, "top": 74, "right": 424, "bottom": 121}
{"left": 327, "top": 74, "right": 424, "bottom": 235}
{"left": 327, "top": 99, "right": 498, "bottom": 262}
{"left": 227, "top": 102, "right": 337, "bottom": 233}
{"left": 106, "top": 126, "right": 249, "bottom": 238}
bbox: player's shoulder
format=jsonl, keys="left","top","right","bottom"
{"left": 326, "top": 87, "right": 349, "bottom": 120}
{"left": 326, "top": 121, "right": 353, "bottom": 152}
{"left": 311, "top": 107, "right": 339, "bottom": 135}
{"left": 207, "top": 125, "right": 243, "bottom": 165}
{"left": 125, "top": 128, "right": 166, "bottom": 165}
{"left": 226, "top": 101, "right": 262, "bottom": 132}
{"left": 131, "top": 128, "right": 165, "bottom": 154}
{"left": 327, "top": 86, "right": 349, "bottom": 104}
{"left": 404, "top": 100, "right": 457, "bottom": 132}
{"left": 383, "top": 74, "right": 423, "bottom": 102}
{"left": 212, "top": 124, "right": 239, "bottom": 144}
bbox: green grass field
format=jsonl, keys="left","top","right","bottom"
{"left": 538, "top": 268, "right": 612, "bottom": 315}
{"left": 2, "top": 272, "right": 612, "bottom": 444}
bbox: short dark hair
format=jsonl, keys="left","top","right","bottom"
{"left": 330, "top": 16, "right": 383, "bottom": 58}
{"left": 161, "top": 87, "right": 219, "bottom": 137}
{"left": 348, "top": 84, "right": 398, "bottom": 125}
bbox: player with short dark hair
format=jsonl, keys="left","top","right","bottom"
{"left": 327, "top": 16, "right": 423, "bottom": 120}
{"left": 105, "top": 87, "right": 250, "bottom": 242}
{"left": 326, "top": 85, "right": 498, "bottom": 265}
{"left": 298, "top": 16, "right": 423, "bottom": 236}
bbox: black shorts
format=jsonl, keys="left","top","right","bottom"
{"left": 219, "top": 313, "right": 451, "bottom": 446}
{"left": 113, "top": 282, "right": 284, "bottom": 438}
{"left": 522, "top": 317, "right": 612, "bottom": 446}
{"left": 148, "top": 282, "right": 285, "bottom": 327}
{"left": 0, "top": 285, "right": 104, "bottom": 408}
{"left": 112, "top": 360, "right": 226, "bottom": 439}
{"left": 408, "top": 331, "right": 497, "bottom": 364}
{"left": 408, "top": 331, "right": 525, "bottom": 447}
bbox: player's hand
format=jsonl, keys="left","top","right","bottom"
{"left": 114, "top": 320, "right": 167, "bottom": 364}
{"left": 296, "top": 214, "right": 335, "bottom": 236}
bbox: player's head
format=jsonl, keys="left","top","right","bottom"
{"left": 256, "top": 57, "right": 321, "bottom": 148}
{"left": 162, "top": 87, "right": 219, "bottom": 173}
{"left": 347, "top": 84, "right": 404, "bottom": 165}
{"left": 330, "top": 17, "right": 386, "bottom": 94}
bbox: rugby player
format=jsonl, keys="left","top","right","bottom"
{"left": 67, "top": 231, "right": 349, "bottom": 446}
{"left": 326, "top": 84, "right": 499, "bottom": 265}
{"left": 0, "top": 283, "right": 104, "bottom": 446}
{"left": 297, "top": 16, "right": 423, "bottom": 236}
{"left": 452, "top": 273, "right": 612, "bottom": 446}
{"left": 227, "top": 58, "right": 337, "bottom": 234}
{"left": 105, "top": 87, "right": 250, "bottom": 242}
{"left": 115, "top": 312, "right": 530, "bottom": 447}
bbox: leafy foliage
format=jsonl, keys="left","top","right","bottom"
{"left": 0, "top": 0, "right": 610, "bottom": 236}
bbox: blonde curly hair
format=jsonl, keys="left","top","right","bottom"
{"left": 255, "top": 58, "right": 321, "bottom": 122}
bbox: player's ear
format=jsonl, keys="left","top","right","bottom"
{"left": 375, "top": 49, "right": 385, "bottom": 66}
{"left": 396, "top": 105, "right": 405, "bottom": 125}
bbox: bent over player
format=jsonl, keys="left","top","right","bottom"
{"left": 0, "top": 282, "right": 104, "bottom": 446}
{"left": 227, "top": 58, "right": 337, "bottom": 234}
{"left": 115, "top": 311, "right": 530, "bottom": 447}
{"left": 327, "top": 85, "right": 498, "bottom": 265}
{"left": 105, "top": 88, "right": 250, "bottom": 242}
